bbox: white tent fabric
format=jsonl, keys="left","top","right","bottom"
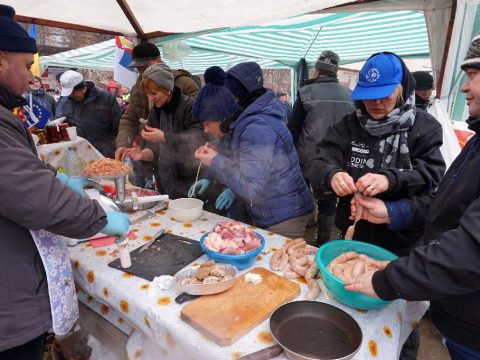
{"left": 40, "top": 10, "right": 431, "bottom": 75}
{"left": 5, "top": 0, "right": 351, "bottom": 35}
{"left": 440, "top": 1, "right": 480, "bottom": 121}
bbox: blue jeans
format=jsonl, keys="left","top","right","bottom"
{"left": 445, "top": 338, "right": 480, "bottom": 360}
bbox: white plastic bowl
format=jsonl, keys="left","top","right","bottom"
{"left": 168, "top": 198, "right": 204, "bottom": 222}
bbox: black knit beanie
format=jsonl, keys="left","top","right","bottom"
{"left": 0, "top": 5, "right": 37, "bottom": 53}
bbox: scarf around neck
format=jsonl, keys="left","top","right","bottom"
{"left": 356, "top": 91, "right": 416, "bottom": 171}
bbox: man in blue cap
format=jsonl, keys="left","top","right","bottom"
{"left": 0, "top": 5, "right": 129, "bottom": 358}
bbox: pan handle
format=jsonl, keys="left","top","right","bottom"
{"left": 238, "top": 345, "right": 283, "bottom": 360}
{"left": 175, "top": 292, "right": 200, "bottom": 304}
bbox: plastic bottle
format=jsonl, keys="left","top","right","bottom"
{"left": 65, "top": 146, "right": 83, "bottom": 177}
{"left": 116, "top": 238, "right": 131, "bottom": 268}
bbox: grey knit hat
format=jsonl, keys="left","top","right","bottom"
{"left": 142, "top": 63, "right": 174, "bottom": 92}
{"left": 315, "top": 50, "right": 340, "bottom": 75}
{"left": 461, "top": 33, "right": 480, "bottom": 70}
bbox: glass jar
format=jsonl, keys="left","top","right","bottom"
{"left": 59, "top": 123, "right": 70, "bottom": 141}
{"left": 46, "top": 124, "right": 61, "bottom": 143}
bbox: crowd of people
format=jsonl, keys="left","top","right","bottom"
{"left": 1, "top": 2, "right": 480, "bottom": 359}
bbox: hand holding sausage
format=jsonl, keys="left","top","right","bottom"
{"left": 331, "top": 172, "right": 357, "bottom": 197}
{"left": 141, "top": 124, "right": 165, "bottom": 143}
{"left": 344, "top": 269, "right": 379, "bottom": 298}
{"left": 356, "top": 173, "right": 389, "bottom": 197}
{"left": 355, "top": 196, "right": 391, "bottom": 225}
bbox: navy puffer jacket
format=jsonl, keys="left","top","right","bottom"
{"left": 210, "top": 89, "right": 313, "bottom": 228}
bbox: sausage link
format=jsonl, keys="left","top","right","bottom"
{"left": 287, "top": 241, "right": 307, "bottom": 256}
{"left": 283, "top": 265, "right": 300, "bottom": 279}
{"left": 305, "top": 263, "right": 319, "bottom": 281}
{"left": 352, "top": 260, "right": 365, "bottom": 278}
{"left": 270, "top": 247, "right": 285, "bottom": 271}
{"left": 277, "top": 253, "right": 289, "bottom": 271}
{"left": 283, "top": 238, "right": 305, "bottom": 253}
{"left": 306, "top": 279, "right": 321, "bottom": 300}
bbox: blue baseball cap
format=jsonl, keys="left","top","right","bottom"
{"left": 352, "top": 53, "right": 403, "bottom": 100}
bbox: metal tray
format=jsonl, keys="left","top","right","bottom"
{"left": 174, "top": 264, "right": 237, "bottom": 296}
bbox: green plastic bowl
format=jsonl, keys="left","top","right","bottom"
{"left": 316, "top": 240, "right": 398, "bottom": 310}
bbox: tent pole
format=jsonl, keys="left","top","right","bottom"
{"left": 116, "top": 0, "right": 146, "bottom": 40}
{"left": 436, "top": 0, "right": 457, "bottom": 98}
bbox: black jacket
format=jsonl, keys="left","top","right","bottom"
{"left": 145, "top": 87, "right": 207, "bottom": 199}
{"left": 373, "top": 117, "right": 480, "bottom": 350}
{"left": 56, "top": 82, "right": 121, "bottom": 158}
{"left": 308, "top": 109, "right": 445, "bottom": 255}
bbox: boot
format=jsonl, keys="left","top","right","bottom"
{"left": 316, "top": 214, "right": 335, "bottom": 247}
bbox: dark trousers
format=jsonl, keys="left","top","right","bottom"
{"left": 0, "top": 332, "right": 47, "bottom": 360}
{"left": 446, "top": 337, "right": 480, "bottom": 360}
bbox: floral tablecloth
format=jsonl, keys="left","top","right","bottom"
{"left": 37, "top": 136, "right": 103, "bottom": 170}
{"left": 69, "top": 209, "right": 428, "bottom": 360}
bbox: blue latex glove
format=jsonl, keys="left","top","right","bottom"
{"left": 56, "top": 173, "right": 103, "bottom": 197}
{"left": 101, "top": 211, "right": 130, "bottom": 239}
{"left": 215, "top": 188, "right": 235, "bottom": 211}
{"left": 188, "top": 179, "right": 210, "bottom": 197}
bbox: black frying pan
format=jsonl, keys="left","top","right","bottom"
{"left": 240, "top": 301, "right": 362, "bottom": 360}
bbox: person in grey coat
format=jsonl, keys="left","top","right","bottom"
{"left": 56, "top": 70, "right": 121, "bottom": 158}
{"left": 288, "top": 50, "right": 355, "bottom": 246}
{"left": 0, "top": 5, "right": 129, "bottom": 358}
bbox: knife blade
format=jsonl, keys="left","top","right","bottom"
{"left": 131, "top": 202, "right": 168, "bottom": 225}
{"left": 138, "top": 228, "right": 165, "bottom": 253}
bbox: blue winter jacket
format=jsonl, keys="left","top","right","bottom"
{"left": 210, "top": 90, "right": 313, "bottom": 228}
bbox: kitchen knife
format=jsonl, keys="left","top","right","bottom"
{"left": 138, "top": 228, "right": 165, "bottom": 253}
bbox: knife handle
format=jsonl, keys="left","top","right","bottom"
{"left": 175, "top": 293, "right": 200, "bottom": 304}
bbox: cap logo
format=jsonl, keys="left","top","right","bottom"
{"left": 366, "top": 68, "right": 380, "bottom": 83}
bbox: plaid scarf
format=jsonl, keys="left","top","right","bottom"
{"left": 356, "top": 92, "right": 416, "bottom": 171}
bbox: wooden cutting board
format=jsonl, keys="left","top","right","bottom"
{"left": 180, "top": 267, "right": 300, "bottom": 346}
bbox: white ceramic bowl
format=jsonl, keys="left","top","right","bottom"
{"left": 168, "top": 198, "right": 204, "bottom": 222}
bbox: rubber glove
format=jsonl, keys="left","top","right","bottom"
{"left": 215, "top": 188, "right": 235, "bottom": 211}
{"left": 56, "top": 172, "right": 103, "bottom": 197}
{"left": 187, "top": 179, "right": 210, "bottom": 197}
{"left": 101, "top": 211, "right": 130, "bottom": 239}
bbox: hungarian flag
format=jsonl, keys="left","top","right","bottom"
{"left": 114, "top": 36, "right": 137, "bottom": 90}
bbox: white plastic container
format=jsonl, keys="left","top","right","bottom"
{"left": 116, "top": 239, "right": 131, "bottom": 268}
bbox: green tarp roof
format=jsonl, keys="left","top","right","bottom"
{"left": 40, "top": 10, "right": 429, "bottom": 74}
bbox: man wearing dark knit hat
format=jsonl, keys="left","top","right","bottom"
{"left": 288, "top": 50, "right": 354, "bottom": 246}
{"left": 345, "top": 33, "right": 480, "bottom": 359}
{"left": 0, "top": 5, "right": 129, "bottom": 358}
{"left": 412, "top": 71, "right": 434, "bottom": 110}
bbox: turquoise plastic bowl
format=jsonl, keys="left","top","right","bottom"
{"left": 199, "top": 232, "right": 265, "bottom": 270}
{"left": 316, "top": 240, "right": 398, "bottom": 310}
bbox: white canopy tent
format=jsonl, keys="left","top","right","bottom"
{"left": 4, "top": 0, "right": 352, "bottom": 36}
{"left": 6, "top": 0, "right": 479, "bottom": 120}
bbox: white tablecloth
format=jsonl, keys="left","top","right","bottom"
{"left": 37, "top": 136, "right": 103, "bottom": 170}
{"left": 69, "top": 209, "right": 428, "bottom": 360}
